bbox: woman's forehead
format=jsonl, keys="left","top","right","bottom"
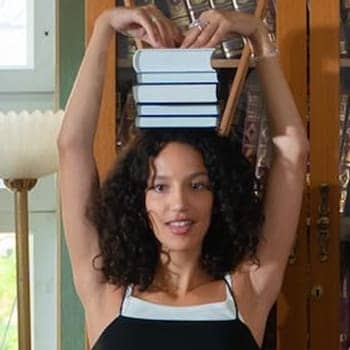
{"left": 149, "top": 142, "right": 207, "bottom": 176}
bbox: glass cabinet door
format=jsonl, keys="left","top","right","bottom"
{"left": 340, "top": 2, "right": 350, "bottom": 349}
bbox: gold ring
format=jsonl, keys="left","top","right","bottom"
{"left": 150, "top": 15, "right": 158, "bottom": 24}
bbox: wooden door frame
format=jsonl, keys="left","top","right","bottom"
{"left": 309, "top": 1, "right": 340, "bottom": 349}
{"left": 86, "top": 0, "right": 117, "bottom": 181}
{"left": 275, "top": 1, "right": 309, "bottom": 349}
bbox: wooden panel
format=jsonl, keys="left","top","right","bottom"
{"left": 86, "top": 0, "right": 117, "bottom": 180}
{"left": 275, "top": 1, "right": 309, "bottom": 349}
{"left": 309, "top": 1, "right": 341, "bottom": 349}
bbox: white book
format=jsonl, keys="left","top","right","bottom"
{"left": 137, "top": 104, "right": 220, "bottom": 116}
{"left": 135, "top": 116, "right": 218, "bottom": 128}
{"left": 136, "top": 71, "right": 218, "bottom": 84}
{"left": 133, "top": 48, "right": 216, "bottom": 73}
{"left": 133, "top": 84, "right": 217, "bottom": 104}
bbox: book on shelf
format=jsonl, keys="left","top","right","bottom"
{"left": 340, "top": 93, "right": 350, "bottom": 161}
{"left": 264, "top": 0, "right": 277, "bottom": 42}
{"left": 233, "top": 0, "right": 257, "bottom": 14}
{"left": 133, "top": 83, "right": 218, "bottom": 103}
{"left": 339, "top": 93, "right": 350, "bottom": 212}
{"left": 209, "top": 0, "right": 244, "bottom": 58}
{"left": 255, "top": 109, "right": 272, "bottom": 185}
{"left": 164, "top": 0, "right": 191, "bottom": 34}
{"left": 133, "top": 48, "right": 216, "bottom": 73}
{"left": 185, "top": 0, "right": 211, "bottom": 21}
{"left": 116, "top": 90, "right": 137, "bottom": 148}
{"left": 137, "top": 103, "right": 220, "bottom": 116}
{"left": 342, "top": 0, "right": 350, "bottom": 56}
{"left": 136, "top": 71, "right": 218, "bottom": 84}
{"left": 135, "top": 115, "right": 218, "bottom": 128}
{"left": 240, "top": 71, "right": 264, "bottom": 164}
{"left": 340, "top": 241, "right": 350, "bottom": 350}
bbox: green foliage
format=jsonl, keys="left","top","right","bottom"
{"left": 0, "top": 241, "right": 18, "bottom": 350}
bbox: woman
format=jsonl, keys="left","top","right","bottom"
{"left": 58, "top": 4, "right": 308, "bottom": 350}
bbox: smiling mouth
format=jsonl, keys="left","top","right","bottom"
{"left": 166, "top": 220, "right": 194, "bottom": 235}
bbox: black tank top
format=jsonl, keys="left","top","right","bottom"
{"left": 92, "top": 276, "right": 261, "bottom": 350}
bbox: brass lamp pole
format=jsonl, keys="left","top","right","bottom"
{"left": 4, "top": 179, "right": 37, "bottom": 350}
{"left": 0, "top": 109, "right": 64, "bottom": 350}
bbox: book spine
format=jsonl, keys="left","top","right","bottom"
{"left": 263, "top": 0, "right": 277, "bottom": 43}
{"left": 241, "top": 87, "right": 262, "bottom": 165}
{"left": 255, "top": 109, "right": 272, "bottom": 189}
{"left": 339, "top": 93, "right": 350, "bottom": 213}
{"left": 164, "top": 0, "right": 191, "bottom": 33}
{"left": 209, "top": 0, "right": 244, "bottom": 58}
{"left": 135, "top": 0, "right": 155, "bottom": 5}
{"left": 185, "top": 0, "right": 211, "bottom": 20}
{"left": 340, "top": 242, "right": 350, "bottom": 350}
{"left": 116, "top": 90, "right": 137, "bottom": 149}
{"left": 233, "top": 0, "right": 256, "bottom": 13}
{"left": 341, "top": 0, "right": 350, "bottom": 57}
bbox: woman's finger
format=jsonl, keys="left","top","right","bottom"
{"left": 149, "top": 14, "right": 174, "bottom": 47}
{"left": 173, "top": 26, "right": 185, "bottom": 47}
{"left": 149, "top": 7, "right": 182, "bottom": 47}
{"left": 132, "top": 8, "right": 161, "bottom": 47}
{"left": 180, "top": 25, "right": 202, "bottom": 48}
{"left": 202, "top": 27, "right": 228, "bottom": 48}
{"left": 188, "top": 22, "right": 219, "bottom": 48}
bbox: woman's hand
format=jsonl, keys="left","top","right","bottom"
{"left": 97, "top": 5, "right": 183, "bottom": 48}
{"left": 180, "top": 10, "right": 269, "bottom": 51}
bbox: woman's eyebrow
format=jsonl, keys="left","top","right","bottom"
{"left": 153, "top": 171, "right": 209, "bottom": 180}
{"left": 188, "top": 171, "right": 209, "bottom": 179}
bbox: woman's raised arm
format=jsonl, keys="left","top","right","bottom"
{"left": 182, "top": 10, "right": 309, "bottom": 308}
{"left": 57, "top": 6, "right": 182, "bottom": 305}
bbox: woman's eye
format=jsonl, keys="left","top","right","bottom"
{"left": 152, "top": 184, "right": 167, "bottom": 192}
{"left": 191, "top": 182, "right": 210, "bottom": 190}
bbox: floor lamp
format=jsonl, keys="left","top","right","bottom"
{"left": 0, "top": 110, "right": 64, "bottom": 350}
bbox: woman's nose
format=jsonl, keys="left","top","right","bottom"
{"left": 169, "top": 186, "right": 188, "bottom": 211}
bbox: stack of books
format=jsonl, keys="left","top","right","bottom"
{"left": 132, "top": 48, "right": 220, "bottom": 128}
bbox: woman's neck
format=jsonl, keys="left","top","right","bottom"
{"left": 151, "top": 250, "right": 213, "bottom": 298}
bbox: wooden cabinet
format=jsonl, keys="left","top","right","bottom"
{"left": 309, "top": 2, "right": 340, "bottom": 350}
{"left": 85, "top": 1, "right": 345, "bottom": 349}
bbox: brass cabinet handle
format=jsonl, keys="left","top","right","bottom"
{"left": 317, "top": 184, "right": 330, "bottom": 262}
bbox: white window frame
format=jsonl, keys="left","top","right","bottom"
{"left": 0, "top": 0, "right": 55, "bottom": 93}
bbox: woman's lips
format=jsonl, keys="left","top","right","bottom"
{"left": 166, "top": 220, "right": 193, "bottom": 235}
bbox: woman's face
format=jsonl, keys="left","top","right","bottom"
{"left": 145, "top": 142, "right": 214, "bottom": 253}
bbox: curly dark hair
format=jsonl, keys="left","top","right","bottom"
{"left": 88, "top": 128, "right": 264, "bottom": 291}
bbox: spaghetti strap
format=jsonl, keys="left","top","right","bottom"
{"left": 223, "top": 274, "right": 239, "bottom": 320}
{"left": 119, "top": 285, "right": 130, "bottom": 315}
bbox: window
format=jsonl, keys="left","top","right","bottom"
{"left": 0, "top": 0, "right": 54, "bottom": 92}
{"left": 0, "top": 0, "right": 33, "bottom": 69}
{"left": 0, "top": 233, "right": 18, "bottom": 350}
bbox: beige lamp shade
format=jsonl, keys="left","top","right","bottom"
{"left": 0, "top": 110, "right": 64, "bottom": 179}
